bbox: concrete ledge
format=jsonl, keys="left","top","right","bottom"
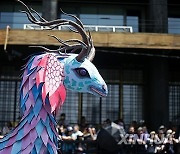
{"left": 0, "top": 29, "right": 180, "bottom": 50}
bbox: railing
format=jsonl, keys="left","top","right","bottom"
{"left": 23, "top": 24, "right": 133, "bottom": 33}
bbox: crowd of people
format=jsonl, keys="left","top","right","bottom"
{"left": 116, "top": 122, "right": 180, "bottom": 154}
{"left": 57, "top": 113, "right": 180, "bottom": 154}
{"left": 57, "top": 113, "right": 97, "bottom": 153}
{"left": 0, "top": 114, "right": 179, "bottom": 154}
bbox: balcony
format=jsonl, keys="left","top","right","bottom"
{"left": 0, "top": 25, "right": 180, "bottom": 51}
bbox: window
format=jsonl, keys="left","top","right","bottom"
{"left": 127, "top": 16, "right": 139, "bottom": 32}
{"left": 0, "top": 2, "right": 42, "bottom": 29}
{"left": 59, "top": 90, "right": 79, "bottom": 124}
{"left": 169, "top": 83, "right": 180, "bottom": 125}
{"left": 0, "top": 12, "right": 42, "bottom": 29}
{"left": 82, "top": 84, "right": 120, "bottom": 124}
{"left": 122, "top": 85, "right": 143, "bottom": 125}
{"left": 168, "top": 18, "right": 180, "bottom": 34}
{"left": 60, "top": 5, "right": 124, "bottom": 26}
{"left": 82, "top": 93, "right": 101, "bottom": 124}
{"left": 0, "top": 78, "right": 20, "bottom": 128}
{"left": 101, "top": 84, "right": 119, "bottom": 122}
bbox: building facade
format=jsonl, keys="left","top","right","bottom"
{"left": 0, "top": 0, "right": 180, "bottom": 130}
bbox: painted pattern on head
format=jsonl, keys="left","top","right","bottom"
{"left": 63, "top": 54, "right": 108, "bottom": 97}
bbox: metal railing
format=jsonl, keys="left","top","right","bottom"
{"left": 23, "top": 24, "right": 133, "bottom": 33}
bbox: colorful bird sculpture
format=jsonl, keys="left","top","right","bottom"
{"left": 0, "top": 1, "right": 108, "bottom": 153}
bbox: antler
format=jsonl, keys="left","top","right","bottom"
{"left": 17, "top": 0, "right": 95, "bottom": 62}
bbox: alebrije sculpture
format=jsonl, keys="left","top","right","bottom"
{"left": 0, "top": 0, "right": 108, "bottom": 153}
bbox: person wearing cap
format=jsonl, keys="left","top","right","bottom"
{"left": 134, "top": 127, "right": 146, "bottom": 153}
{"left": 146, "top": 131, "right": 157, "bottom": 153}
{"left": 61, "top": 125, "right": 75, "bottom": 154}
{"left": 164, "top": 129, "right": 173, "bottom": 144}
{"left": 158, "top": 125, "right": 167, "bottom": 134}
{"left": 155, "top": 129, "right": 166, "bottom": 153}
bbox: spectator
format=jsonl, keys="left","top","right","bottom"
{"left": 102, "top": 118, "right": 111, "bottom": 129}
{"left": 83, "top": 125, "right": 97, "bottom": 141}
{"left": 114, "top": 119, "right": 126, "bottom": 135}
{"left": 61, "top": 126, "right": 75, "bottom": 154}
{"left": 72, "top": 124, "right": 84, "bottom": 140}
{"left": 163, "top": 129, "right": 179, "bottom": 154}
{"left": 79, "top": 116, "right": 88, "bottom": 132}
{"left": 158, "top": 125, "right": 167, "bottom": 134}
{"left": 115, "top": 119, "right": 125, "bottom": 129}
{"left": 135, "top": 127, "right": 146, "bottom": 153}
{"left": 58, "top": 113, "right": 68, "bottom": 127}
{"left": 0, "top": 128, "right": 3, "bottom": 139}
{"left": 127, "top": 126, "right": 135, "bottom": 144}
{"left": 130, "top": 121, "right": 138, "bottom": 131}
{"left": 89, "top": 126, "right": 97, "bottom": 141}
{"left": 2, "top": 121, "right": 13, "bottom": 135}
{"left": 155, "top": 129, "right": 166, "bottom": 153}
{"left": 142, "top": 125, "right": 148, "bottom": 134}
{"left": 58, "top": 124, "right": 66, "bottom": 137}
{"left": 146, "top": 131, "right": 157, "bottom": 153}
{"left": 135, "top": 127, "right": 146, "bottom": 144}
{"left": 72, "top": 124, "right": 84, "bottom": 152}
{"left": 142, "top": 125, "right": 150, "bottom": 142}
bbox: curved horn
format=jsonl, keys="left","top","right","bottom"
{"left": 86, "top": 31, "right": 95, "bottom": 62}
{"left": 87, "top": 47, "right": 95, "bottom": 62}
{"left": 18, "top": 0, "right": 94, "bottom": 62}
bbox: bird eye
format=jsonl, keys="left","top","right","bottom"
{"left": 74, "top": 68, "right": 90, "bottom": 78}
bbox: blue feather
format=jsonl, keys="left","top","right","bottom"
{"left": 33, "top": 96, "right": 42, "bottom": 117}
{"left": 42, "top": 116, "right": 50, "bottom": 128}
{"left": 11, "top": 141, "right": 21, "bottom": 154}
{"left": 20, "top": 93, "right": 29, "bottom": 108}
{"left": 32, "top": 85, "right": 39, "bottom": 102}
{"left": 0, "top": 140, "right": 8, "bottom": 150}
{"left": 31, "top": 146, "right": 37, "bottom": 154}
{"left": 34, "top": 138, "right": 43, "bottom": 153}
{"left": 47, "top": 143, "right": 54, "bottom": 154}
{"left": 46, "top": 124, "right": 55, "bottom": 143}
{"left": 27, "top": 56, "right": 35, "bottom": 74}
{"left": 27, "top": 110, "right": 35, "bottom": 123}
{"left": 49, "top": 114, "right": 57, "bottom": 126}
{"left": 16, "top": 128, "right": 24, "bottom": 141}
{"left": 35, "top": 121, "right": 44, "bottom": 137}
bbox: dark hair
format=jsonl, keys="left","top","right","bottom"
{"left": 60, "top": 113, "right": 65, "bottom": 117}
